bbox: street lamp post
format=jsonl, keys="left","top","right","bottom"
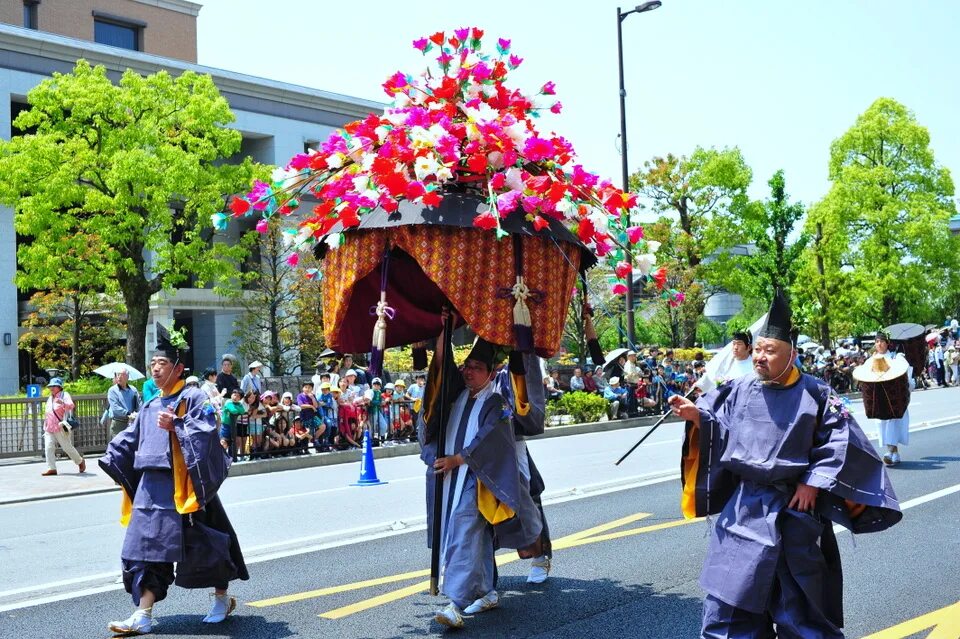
{"left": 617, "top": 1, "right": 661, "bottom": 348}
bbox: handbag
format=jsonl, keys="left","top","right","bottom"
{"left": 52, "top": 402, "right": 80, "bottom": 432}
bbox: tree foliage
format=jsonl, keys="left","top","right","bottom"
{"left": 708, "top": 170, "right": 808, "bottom": 306}
{"left": 630, "top": 147, "right": 752, "bottom": 346}
{"left": 794, "top": 97, "right": 958, "bottom": 342}
{"left": 0, "top": 60, "right": 256, "bottom": 370}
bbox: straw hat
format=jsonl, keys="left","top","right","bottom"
{"left": 852, "top": 354, "right": 909, "bottom": 383}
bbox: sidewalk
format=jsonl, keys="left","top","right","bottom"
{"left": 0, "top": 413, "right": 671, "bottom": 505}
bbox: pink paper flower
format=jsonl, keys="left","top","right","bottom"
{"left": 626, "top": 226, "right": 644, "bottom": 243}
{"left": 256, "top": 219, "right": 270, "bottom": 234}
{"left": 550, "top": 101, "right": 562, "bottom": 114}
{"left": 612, "top": 283, "right": 629, "bottom": 295}
{"left": 412, "top": 37, "right": 429, "bottom": 52}
{"left": 540, "top": 81, "right": 556, "bottom": 95}
{"left": 285, "top": 252, "right": 299, "bottom": 267}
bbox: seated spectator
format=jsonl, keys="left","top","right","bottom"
{"left": 544, "top": 374, "right": 563, "bottom": 401}
{"left": 264, "top": 415, "right": 294, "bottom": 454}
{"left": 594, "top": 365, "right": 609, "bottom": 393}
{"left": 289, "top": 416, "right": 312, "bottom": 454}
{"left": 582, "top": 368, "right": 599, "bottom": 394}
{"left": 603, "top": 377, "right": 629, "bottom": 420}
{"left": 569, "top": 367, "right": 586, "bottom": 391}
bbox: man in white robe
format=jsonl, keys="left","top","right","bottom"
{"left": 873, "top": 332, "right": 912, "bottom": 465}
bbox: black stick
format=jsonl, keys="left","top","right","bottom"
{"left": 614, "top": 387, "right": 697, "bottom": 466}
{"left": 429, "top": 312, "right": 454, "bottom": 596}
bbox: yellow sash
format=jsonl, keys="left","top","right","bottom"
{"left": 510, "top": 371, "right": 531, "bottom": 417}
{"left": 477, "top": 480, "right": 515, "bottom": 525}
{"left": 118, "top": 381, "right": 199, "bottom": 526}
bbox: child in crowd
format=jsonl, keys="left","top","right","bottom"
{"left": 221, "top": 389, "right": 247, "bottom": 457}
{"left": 244, "top": 390, "right": 265, "bottom": 457}
{"left": 317, "top": 381, "right": 337, "bottom": 452}
{"left": 289, "top": 416, "right": 311, "bottom": 454}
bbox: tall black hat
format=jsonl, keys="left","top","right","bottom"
{"left": 732, "top": 329, "right": 753, "bottom": 346}
{"left": 153, "top": 323, "right": 189, "bottom": 361}
{"left": 466, "top": 337, "right": 501, "bottom": 371}
{"left": 756, "top": 289, "right": 796, "bottom": 345}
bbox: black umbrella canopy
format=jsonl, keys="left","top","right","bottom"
{"left": 884, "top": 323, "right": 925, "bottom": 341}
{"left": 312, "top": 192, "right": 598, "bottom": 270}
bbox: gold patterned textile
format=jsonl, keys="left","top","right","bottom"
{"left": 322, "top": 226, "right": 581, "bottom": 358}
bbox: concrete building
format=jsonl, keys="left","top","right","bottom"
{"left": 0, "top": 1, "right": 383, "bottom": 392}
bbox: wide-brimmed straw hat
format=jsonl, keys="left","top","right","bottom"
{"left": 852, "top": 353, "right": 909, "bottom": 383}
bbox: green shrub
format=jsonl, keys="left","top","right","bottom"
{"left": 549, "top": 391, "right": 608, "bottom": 425}
{"left": 62, "top": 377, "right": 113, "bottom": 395}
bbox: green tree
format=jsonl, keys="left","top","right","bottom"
{"left": 631, "top": 147, "right": 752, "bottom": 346}
{"left": 0, "top": 60, "right": 256, "bottom": 370}
{"left": 795, "top": 97, "right": 957, "bottom": 341}
{"left": 708, "top": 170, "right": 808, "bottom": 306}
{"left": 233, "top": 219, "right": 301, "bottom": 376}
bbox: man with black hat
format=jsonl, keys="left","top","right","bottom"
{"left": 419, "top": 324, "right": 543, "bottom": 629}
{"left": 669, "top": 290, "right": 902, "bottom": 638}
{"left": 99, "top": 324, "right": 248, "bottom": 636}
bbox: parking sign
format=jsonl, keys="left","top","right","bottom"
{"left": 26, "top": 384, "right": 41, "bottom": 398}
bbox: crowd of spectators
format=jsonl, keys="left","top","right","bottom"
{"left": 205, "top": 354, "right": 427, "bottom": 462}
{"left": 545, "top": 348, "right": 708, "bottom": 421}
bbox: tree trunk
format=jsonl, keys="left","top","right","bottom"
{"left": 70, "top": 293, "right": 81, "bottom": 380}
{"left": 815, "top": 223, "right": 832, "bottom": 347}
{"left": 124, "top": 290, "right": 151, "bottom": 373}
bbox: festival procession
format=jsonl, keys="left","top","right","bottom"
{"left": 0, "top": 2, "right": 958, "bottom": 638}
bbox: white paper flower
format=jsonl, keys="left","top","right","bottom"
{"left": 636, "top": 253, "right": 657, "bottom": 276}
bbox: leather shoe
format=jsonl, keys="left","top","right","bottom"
{"left": 41, "top": 469, "right": 58, "bottom": 476}
{"left": 78, "top": 459, "right": 87, "bottom": 473}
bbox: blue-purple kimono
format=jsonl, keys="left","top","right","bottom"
{"left": 99, "top": 384, "right": 248, "bottom": 602}
{"left": 681, "top": 372, "right": 901, "bottom": 634}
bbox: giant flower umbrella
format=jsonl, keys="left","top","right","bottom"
{"left": 223, "top": 28, "right": 677, "bottom": 365}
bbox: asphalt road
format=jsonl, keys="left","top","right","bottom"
{"left": 2, "top": 412, "right": 959, "bottom": 638}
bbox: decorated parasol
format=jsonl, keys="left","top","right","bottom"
{"left": 223, "top": 27, "right": 679, "bottom": 595}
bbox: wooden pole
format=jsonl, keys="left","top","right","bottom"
{"left": 429, "top": 312, "right": 454, "bottom": 596}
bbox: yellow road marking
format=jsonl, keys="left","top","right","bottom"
{"left": 248, "top": 568, "right": 431, "bottom": 607}
{"left": 860, "top": 600, "right": 960, "bottom": 638}
{"left": 245, "top": 511, "right": 701, "bottom": 619}
{"left": 321, "top": 581, "right": 431, "bottom": 620}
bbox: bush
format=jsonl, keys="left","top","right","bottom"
{"left": 549, "top": 391, "right": 608, "bottom": 425}
{"left": 62, "top": 376, "right": 113, "bottom": 395}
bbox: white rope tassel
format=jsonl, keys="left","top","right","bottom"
{"left": 372, "top": 291, "right": 389, "bottom": 351}
{"left": 512, "top": 276, "right": 532, "bottom": 327}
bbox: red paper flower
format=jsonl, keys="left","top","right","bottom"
{"left": 612, "top": 283, "right": 628, "bottom": 295}
{"left": 229, "top": 197, "right": 250, "bottom": 216}
{"left": 532, "top": 215, "right": 549, "bottom": 231}
{"left": 615, "top": 261, "right": 632, "bottom": 279}
{"left": 652, "top": 266, "right": 668, "bottom": 290}
{"left": 474, "top": 211, "right": 499, "bottom": 230}
{"left": 626, "top": 226, "right": 644, "bottom": 244}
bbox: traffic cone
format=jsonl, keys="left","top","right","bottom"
{"left": 352, "top": 430, "right": 387, "bottom": 486}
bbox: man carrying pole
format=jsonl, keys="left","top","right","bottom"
{"left": 418, "top": 314, "right": 543, "bottom": 629}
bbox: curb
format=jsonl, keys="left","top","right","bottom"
{"left": 0, "top": 415, "right": 672, "bottom": 505}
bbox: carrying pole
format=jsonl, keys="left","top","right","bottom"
{"left": 614, "top": 387, "right": 696, "bottom": 466}
{"left": 429, "top": 311, "right": 454, "bottom": 596}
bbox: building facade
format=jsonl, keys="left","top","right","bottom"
{"left": 0, "top": 1, "right": 383, "bottom": 392}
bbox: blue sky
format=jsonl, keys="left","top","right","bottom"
{"left": 195, "top": 0, "right": 959, "bottom": 211}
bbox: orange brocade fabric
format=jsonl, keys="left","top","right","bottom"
{"left": 322, "top": 227, "right": 581, "bottom": 356}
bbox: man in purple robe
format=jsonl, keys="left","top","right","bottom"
{"left": 419, "top": 330, "right": 542, "bottom": 629}
{"left": 100, "top": 324, "right": 248, "bottom": 636}
{"left": 670, "top": 290, "right": 901, "bottom": 638}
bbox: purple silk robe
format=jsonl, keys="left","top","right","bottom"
{"left": 682, "top": 372, "right": 901, "bottom": 625}
{"left": 99, "top": 384, "right": 248, "bottom": 586}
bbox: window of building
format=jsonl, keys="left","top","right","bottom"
{"left": 92, "top": 12, "right": 145, "bottom": 51}
{"left": 23, "top": 1, "right": 39, "bottom": 30}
